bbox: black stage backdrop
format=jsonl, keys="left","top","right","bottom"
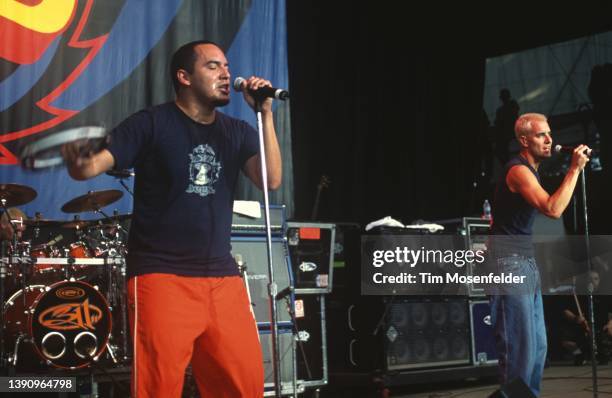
{"left": 287, "top": 3, "right": 612, "bottom": 228}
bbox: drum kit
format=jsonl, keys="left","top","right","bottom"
{"left": 0, "top": 183, "right": 131, "bottom": 371}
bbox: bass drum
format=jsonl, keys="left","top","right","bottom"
{"left": 3, "top": 280, "right": 112, "bottom": 369}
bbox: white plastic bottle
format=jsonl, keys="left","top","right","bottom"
{"left": 482, "top": 199, "right": 492, "bottom": 220}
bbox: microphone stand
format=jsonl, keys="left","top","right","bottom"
{"left": 581, "top": 169, "right": 598, "bottom": 397}
{"left": 0, "top": 200, "right": 20, "bottom": 372}
{"left": 254, "top": 100, "right": 283, "bottom": 397}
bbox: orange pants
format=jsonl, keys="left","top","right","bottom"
{"left": 127, "top": 273, "right": 264, "bottom": 398}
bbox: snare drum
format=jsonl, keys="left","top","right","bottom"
{"left": 3, "top": 280, "right": 112, "bottom": 369}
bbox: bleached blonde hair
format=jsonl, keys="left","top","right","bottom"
{"left": 514, "top": 113, "right": 547, "bottom": 141}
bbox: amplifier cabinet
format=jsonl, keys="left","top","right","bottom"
{"left": 232, "top": 204, "right": 286, "bottom": 235}
{"left": 230, "top": 236, "right": 294, "bottom": 328}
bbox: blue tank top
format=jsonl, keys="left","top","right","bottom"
{"left": 490, "top": 155, "right": 540, "bottom": 257}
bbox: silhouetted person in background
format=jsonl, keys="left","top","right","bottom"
{"left": 494, "top": 88, "right": 520, "bottom": 166}
{"left": 560, "top": 270, "right": 612, "bottom": 366}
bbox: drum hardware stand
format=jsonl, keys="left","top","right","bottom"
{"left": 1, "top": 199, "right": 29, "bottom": 332}
{"left": 105, "top": 255, "right": 129, "bottom": 362}
{"left": 33, "top": 212, "right": 43, "bottom": 240}
{"left": 81, "top": 202, "right": 129, "bottom": 361}
{"left": 105, "top": 343, "right": 118, "bottom": 364}
{"left": 116, "top": 256, "right": 129, "bottom": 362}
{"left": 1, "top": 241, "right": 7, "bottom": 370}
{"left": 8, "top": 333, "right": 26, "bottom": 367}
{"left": 65, "top": 247, "right": 74, "bottom": 281}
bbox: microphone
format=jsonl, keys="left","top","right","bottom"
{"left": 235, "top": 253, "right": 244, "bottom": 266}
{"left": 235, "top": 253, "right": 247, "bottom": 272}
{"left": 554, "top": 145, "right": 593, "bottom": 156}
{"left": 233, "top": 77, "right": 289, "bottom": 101}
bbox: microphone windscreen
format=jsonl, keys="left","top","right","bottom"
{"left": 233, "top": 77, "right": 246, "bottom": 92}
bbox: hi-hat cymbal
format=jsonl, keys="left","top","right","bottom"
{"left": 61, "top": 190, "right": 123, "bottom": 213}
{"left": 0, "top": 183, "right": 37, "bottom": 207}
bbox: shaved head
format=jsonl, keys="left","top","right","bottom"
{"left": 514, "top": 113, "right": 548, "bottom": 140}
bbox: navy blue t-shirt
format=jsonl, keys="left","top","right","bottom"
{"left": 107, "top": 102, "right": 259, "bottom": 277}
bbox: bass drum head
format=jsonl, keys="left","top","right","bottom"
{"left": 4, "top": 285, "right": 46, "bottom": 336}
{"left": 30, "top": 280, "right": 112, "bottom": 369}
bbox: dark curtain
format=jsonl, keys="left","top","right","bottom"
{"left": 288, "top": 3, "right": 486, "bottom": 225}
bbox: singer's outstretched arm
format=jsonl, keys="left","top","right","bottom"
{"left": 240, "top": 76, "right": 282, "bottom": 190}
{"left": 506, "top": 144, "right": 590, "bottom": 218}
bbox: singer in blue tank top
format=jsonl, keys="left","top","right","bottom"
{"left": 488, "top": 113, "right": 591, "bottom": 396}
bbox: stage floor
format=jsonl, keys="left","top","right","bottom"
{"left": 394, "top": 363, "right": 611, "bottom": 397}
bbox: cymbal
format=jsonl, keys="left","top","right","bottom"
{"left": 61, "top": 190, "right": 124, "bottom": 213}
{"left": 0, "top": 183, "right": 37, "bottom": 206}
{"left": 62, "top": 220, "right": 94, "bottom": 229}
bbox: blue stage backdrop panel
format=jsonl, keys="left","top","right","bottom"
{"left": 0, "top": 0, "right": 292, "bottom": 220}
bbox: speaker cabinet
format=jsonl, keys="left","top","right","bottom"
{"left": 328, "top": 296, "right": 471, "bottom": 373}
{"left": 384, "top": 298, "right": 471, "bottom": 370}
{"left": 230, "top": 236, "right": 293, "bottom": 328}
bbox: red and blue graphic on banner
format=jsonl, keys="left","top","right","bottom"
{"left": 0, "top": 0, "right": 290, "bottom": 220}
{"left": 0, "top": 0, "right": 183, "bottom": 218}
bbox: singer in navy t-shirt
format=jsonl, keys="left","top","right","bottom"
{"left": 63, "top": 40, "right": 282, "bottom": 398}
{"left": 107, "top": 102, "right": 259, "bottom": 278}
